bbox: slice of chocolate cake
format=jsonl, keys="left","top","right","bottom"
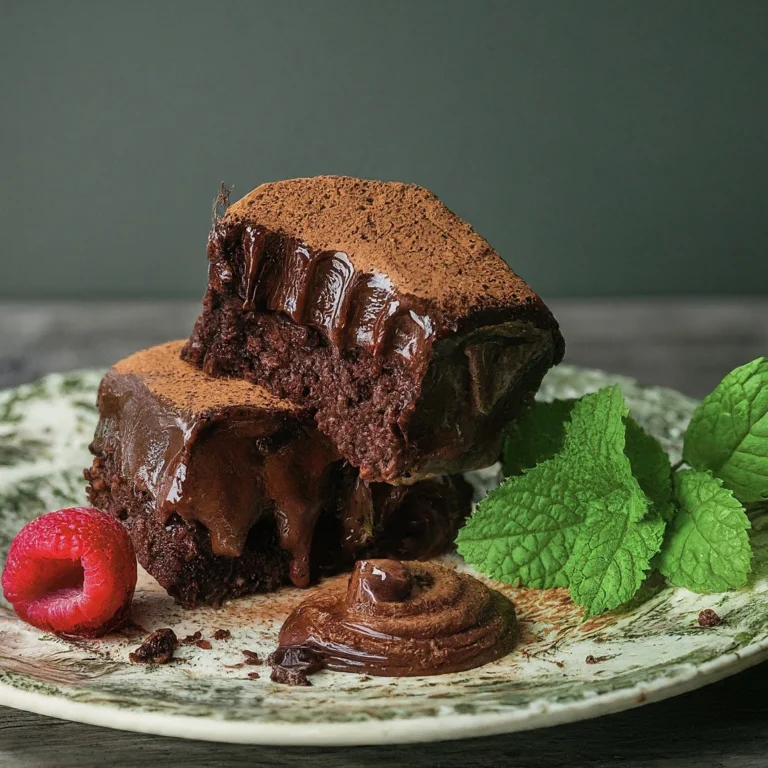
{"left": 183, "top": 176, "right": 564, "bottom": 483}
{"left": 85, "top": 342, "right": 471, "bottom": 608}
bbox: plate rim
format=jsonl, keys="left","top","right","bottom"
{"left": 1, "top": 634, "right": 767, "bottom": 746}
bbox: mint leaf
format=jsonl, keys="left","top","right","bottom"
{"left": 502, "top": 399, "right": 576, "bottom": 476}
{"left": 624, "top": 417, "right": 675, "bottom": 523}
{"left": 502, "top": 398, "right": 675, "bottom": 526}
{"left": 683, "top": 358, "right": 768, "bottom": 503}
{"left": 566, "top": 492, "right": 665, "bottom": 617}
{"left": 560, "top": 386, "right": 641, "bottom": 501}
{"left": 455, "top": 461, "right": 582, "bottom": 588}
{"left": 657, "top": 469, "right": 751, "bottom": 592}
{"left": 459, "top": 386, "right": 664, "bottom": 611}
{"left": 560, "top": 390, "right": 665, "bottom": 616}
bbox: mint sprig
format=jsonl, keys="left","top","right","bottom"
{"left": 458, "top": 387, "right": 665, "bottom": 614}
{"left": 457, "top": 358, "right": 766, "bottom": 616}
{"left": 501, "top": 399, "right": 575, "bottom": 477}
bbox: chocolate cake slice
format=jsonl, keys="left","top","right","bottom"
{"left": 85, "top": 342, "right": 471, "bottom": 608}
{"left": 183, "top": 176, "right": 564, "bottom": 483}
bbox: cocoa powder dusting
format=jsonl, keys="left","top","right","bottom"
{"left": 111, "top": 341, "right": 298, "bottom": 416}
{"left": 224, "top": 176, "right": 542, "bottom": 321}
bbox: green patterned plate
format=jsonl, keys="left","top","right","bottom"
{"left": 1, "top": 366, "right": 767, "bottom": 746}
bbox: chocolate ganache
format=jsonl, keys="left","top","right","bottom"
{"left": 183, "top": 176, "right": 564, "bottom": 484}
{"left": 274, "top": 559, "right": 519, "bottom": 677}
{"left": 87, "top": 342, "right": 472, "bottom": 601}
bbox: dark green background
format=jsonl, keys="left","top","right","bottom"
{"left": 1, "top": 0, "right": 766, "bottom": 300}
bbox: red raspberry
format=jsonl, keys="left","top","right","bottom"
{"left": 2, "top": 507, "right": 137, "bottom": 637}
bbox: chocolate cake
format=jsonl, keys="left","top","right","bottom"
{"left": 182, "top": 176, "right": 564, "bottom": 483}
{"left": 85, "top": 342, "right": 472, "bottom": 608}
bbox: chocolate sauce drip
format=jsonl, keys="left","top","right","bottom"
{"left": 332, "top": 473, "right": 470, "bottom": 559}
{"left": 211, "top": 222, "right": 436, "bottom": 365}
{"left": 274, "top": 560, "right": 519, "bottom": 677}
{"left": 263, "top": 434, "right": 338, "bottom": 588}
{"left": 241, "top": 226, "right": 269, "bottom": 310}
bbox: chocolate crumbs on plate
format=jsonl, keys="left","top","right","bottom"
{"left": 242, "top": 650, "right": 262, "bottom": 665}
{"left": 270, "top": 665, "right": 311, "bottom": 686}
{"left": 129, "top": 628, "right": 178, "bottom": 665}
{"left": 698, "top": 609, "right": 722, "bottom": 627}
{"left": 268, "top": 646, "right": 325, "bottom": 686}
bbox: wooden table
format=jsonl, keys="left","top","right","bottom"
{"left": 1, "top": 299, "right": 767, "bottom": 768}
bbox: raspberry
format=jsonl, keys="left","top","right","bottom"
{"left": 2, "top": 507, "right": 137, "bottom": 637}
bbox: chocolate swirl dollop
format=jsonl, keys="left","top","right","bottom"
{"left": 274, "top": 559, "right": 519, "bottom": 677}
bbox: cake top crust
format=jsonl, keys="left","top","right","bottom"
{"left": 111, "top": 341, "right": 300, "bottom": 416}
{"left": 224, "top": 176, "right": 541, "bottom": 320}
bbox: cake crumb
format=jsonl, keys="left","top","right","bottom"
{"left": 214, "top": 629, "right": 231, "bottom": 641}
{"left": 585, "top": 655, "right": 611, "bottom": 665}
{"left": 270, "top": 665, "right": 311, "bottom": 686}
{"left": 129, "top": 628, "right": 177, "bottom": 665}
{"left": 247, "top": 672, "right": 260, "bottom": 680}
{"left": 242, "top": 649, "right": 262, "bottom": 665}
{"left": 181, "top": 631, "right": 203, "bottom": 645}
{"left": 698, "top": 609, "right": 721, "bottom": 627}
{"left": 195, "top": 640, "right": 212, "bottom": 650}
{"left": 268, "top": 646, "right": 324, "bottom": 686}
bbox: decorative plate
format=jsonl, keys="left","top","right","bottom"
{"left": 1, "top": 365, "right": 768, "bottom": 746}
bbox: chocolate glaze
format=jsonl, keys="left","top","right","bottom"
{"left": 90, "top": 343, "right": 472, "bottom": 591}
{"left": 275, "top": 560, "right": 519, "bottom": 676}
{"left": 206, "top": 220, "right": 559, "bottom": 371}
{"left": 209, "top": 221, "right": 439, "bottom": 363}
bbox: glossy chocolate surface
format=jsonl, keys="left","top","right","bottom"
{"left": 210, "top": 221, "right": 439, "bottom": 363}
{"left": 275, "top": 559, "right": 519, "bottom": 676}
